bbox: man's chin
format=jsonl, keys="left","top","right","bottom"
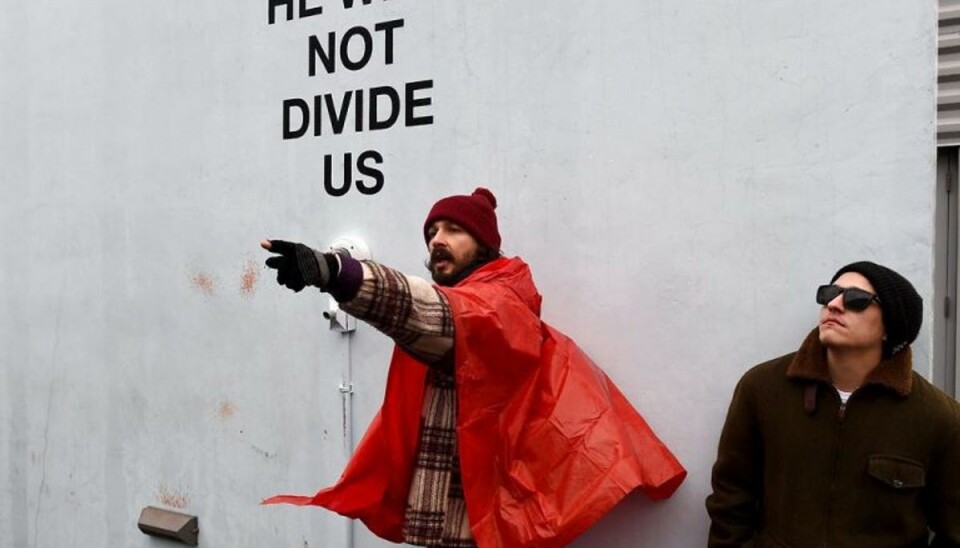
{"left": 818, "top": 329, "right": 838, "bottom": 346}
{"left": 431, "top": 269, "right": 458, "bottom": 286}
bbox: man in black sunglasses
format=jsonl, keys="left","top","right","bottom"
{"left": 706, "top": 261, "right": 960, "bottom": 547}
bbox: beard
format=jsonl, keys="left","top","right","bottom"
{"left": 426, "top": 247, "right": 476, "bottom": 286}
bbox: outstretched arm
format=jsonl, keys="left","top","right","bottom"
{"left": 262, "top": 239, "right": 453, "bottom": 365}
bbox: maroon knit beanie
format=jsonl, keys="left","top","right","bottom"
{"left": 423, "top": 187, "right": 501, "bottom": 251}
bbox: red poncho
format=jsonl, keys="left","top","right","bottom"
{"left": 264, "top": 257, "right": 686, "bottom": 547}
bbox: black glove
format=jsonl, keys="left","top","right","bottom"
{"left": 263, "top": 240, "right": 339, "bottom": 292}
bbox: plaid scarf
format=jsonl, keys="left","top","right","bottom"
{"left": 402, "top": 366, "right": 475, "bottom": 546}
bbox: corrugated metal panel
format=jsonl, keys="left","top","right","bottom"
{"left": 940, "top": 1, "right": 960, "bottom": 145}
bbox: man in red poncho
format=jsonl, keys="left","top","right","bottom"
{"left": 261, "top": 188, "right": 686, "bottom": 547}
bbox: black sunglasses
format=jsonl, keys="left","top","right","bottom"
{"left": 816, "top": 284, "right": 881, "bottom": 312}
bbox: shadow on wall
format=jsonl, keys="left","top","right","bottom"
{"left": 569, "top": 490, "right": 702, "bottom": 547}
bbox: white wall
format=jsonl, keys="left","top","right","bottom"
{"left": 0, "top": 1, "right": 936, "bottom": 547}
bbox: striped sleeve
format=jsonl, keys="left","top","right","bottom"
{"left": 338, "top": 261, "right": 454, "bottom": 365}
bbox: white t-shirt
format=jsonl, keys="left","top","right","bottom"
{"left": 835, "top": 387, "right": 853, "bottom": 404}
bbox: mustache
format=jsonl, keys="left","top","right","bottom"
{"left": 430, "top": 248, "right": 455, "bottom": 265}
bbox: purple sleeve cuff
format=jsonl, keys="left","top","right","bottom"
{"left": 326, "top": 255, "right": 363, "bottom": 302}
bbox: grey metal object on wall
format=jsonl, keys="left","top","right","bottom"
{"left": 138, "top": 507, "right": 199, "bottom": 546}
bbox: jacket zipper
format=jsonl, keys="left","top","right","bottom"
{"left": 823, "top": 388, "right": 853, "bottom": 547}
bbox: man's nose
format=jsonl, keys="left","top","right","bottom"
{"left": 827, "top": 293, "right": 845, "bottom": 312}
{"left": 428, "top": 233, "right": 447, "bottom": 251}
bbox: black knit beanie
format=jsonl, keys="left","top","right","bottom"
{"left": 831, "top": 261, "right": 923, "bottom": 357}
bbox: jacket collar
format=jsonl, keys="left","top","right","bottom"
{"left": 786, "top": 328, "right": 913, "bottom": 397}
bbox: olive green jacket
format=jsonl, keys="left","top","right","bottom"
{"left": 706, "top": 329, "right": 960, "bottom": 548}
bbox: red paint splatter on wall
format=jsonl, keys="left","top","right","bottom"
{"left": 217, "top": 400, "right": 236, "bottom": 420}
{"left": 240, "top": 259, "right": 260, "bottom": 297}
{"left": 156, "top": 483, "right": 190, "bottom": 509}
{"left": 190, "top": 272, "right": 216, "bottom": 297}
